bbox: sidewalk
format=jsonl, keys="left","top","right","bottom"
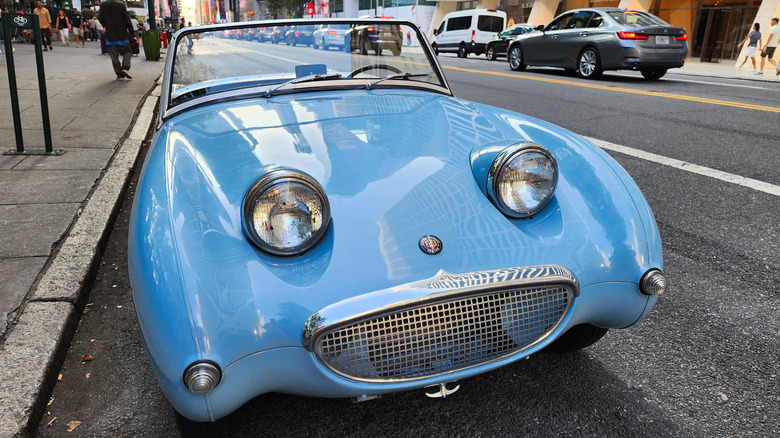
{"left": 0, "top": 38, "right": 775, "bottom": 437}
{"left": 677, "top": 56, "right": 780, "bottom": 81}
{"left": 0, "top": 39, "right": 163, "bottom": 436}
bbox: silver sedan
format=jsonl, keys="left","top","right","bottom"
{"left": 507, "top": 8, "right": 688, "bottom": 80}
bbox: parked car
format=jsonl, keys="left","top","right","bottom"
{"left": 285, "top": 25, "right": 315, "bottom": 46}
{"left": 130, "top": 18, "right": 667, "bottom": 425}
{"left": 346, "top": 20, "right": 403, "bottom": 56}
{"left": 270, "top": 25, "right": 288, "bottom": 44}
{"left": 256, "top": 26, "right": 273, "bottom": 43}
{"left": 507, "top": 8, "right": 688, "bottom": 80}
{"left": 432, "top": 8, "right": 506, "bottom": 57}
{"left": 485, "top": 23, "right": 537, "bottom": 60}
{"left": 313, "top": 23, "right": 351, "bottom": 51}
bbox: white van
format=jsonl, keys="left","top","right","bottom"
{"left": 432, "top": 9, "right": 507, "bottom": 58}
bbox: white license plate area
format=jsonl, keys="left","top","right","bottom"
{"left": 655, "top": 35, "right": 670, "bottom": 45}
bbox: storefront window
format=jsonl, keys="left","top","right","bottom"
{"left": 652, "top": 0, "right": 758, "bottom": 61}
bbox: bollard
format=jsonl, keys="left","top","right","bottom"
{"left": 2, "top": 12, "right": 63, "bottom": 156}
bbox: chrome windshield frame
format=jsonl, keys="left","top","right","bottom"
{"left": 157, "top": 18, "right": 453, "bottom": 128}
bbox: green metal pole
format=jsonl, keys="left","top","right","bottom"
{"left": 2, "top": 12, "right": 25, "bottom": 153}
{"left": 30, "top": 14, "right": 54, "bottom": 154}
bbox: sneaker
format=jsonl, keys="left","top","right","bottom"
{"left": 43, "top": 47, "right": 48, "bottom": 51}
{"left": 755, "top": 71, "right": 763, "bottom": 75}
{"left": 116, "top": 76, "right": 124, "bottom": 81}
{"left": 776, "top": 68, "right": 780, "bottom": 76}
{"left": 49, "top": 46, "right": 52, "bottom": 50}
{"left": 121, "top": 70, "right": 133, "bottom": 80}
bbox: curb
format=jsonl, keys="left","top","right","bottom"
{"left": 0, "top": 81, "right": 161, "bottom": 438}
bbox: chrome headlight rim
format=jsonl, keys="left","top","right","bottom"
{"left": 486, "top": 142, "right": 558, "bottom": 219}
{"left": 242, "top": 168, "right": 331, "bottom": 256}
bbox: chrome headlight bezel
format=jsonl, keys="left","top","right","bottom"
{"left": 486, "top": 142, "right": 558, "bottom": 219}
{"left": 242, "top": 169, "right": 331, "bottom": 256}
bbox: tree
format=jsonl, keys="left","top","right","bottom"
{"left": 266, "top": 0, "right": 304, "bottom": 18}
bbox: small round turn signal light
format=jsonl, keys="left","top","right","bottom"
{"left": 183, "top": 362, "right": 222, "bottom": 395}
{"left": 640, "top": 269, "right": 668, "bottom": 296}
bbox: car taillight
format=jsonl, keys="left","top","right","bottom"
{"left": 471, "top": 30, "right": 475, "bottom": 43}
{"left": 676, "top": 33, "right": 688, "bottom": 41}
{"left": 328, "top": 30, "right": 337, "bottom": 34}
{"left": 617, "top": 31, "right": 648, "bottom": 40}
{"left": 295, "top": 31, "right": 300, "bottom": 37}
{"left": 367, "top": 26, "right": 374, "bottom": 32}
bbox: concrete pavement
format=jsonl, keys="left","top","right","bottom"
{"left": 0, "top": 36, "right": 777, "bottom": 437}
{"left": 1, "top": 38, "right": 163, "bottom": 437}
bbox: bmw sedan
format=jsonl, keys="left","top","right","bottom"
{"left": 507, "top": 8, "right": 688, "bottom": 80}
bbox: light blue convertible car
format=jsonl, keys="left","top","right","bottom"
{"left": 128, "top": 18, "right": 667, "bottom": 424}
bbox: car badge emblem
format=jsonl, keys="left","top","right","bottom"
{"left": 664, "top": 29, "right": 668, "bottom": 34}
{"left": 419, "top": 235, "right": 443, "bottom": 255}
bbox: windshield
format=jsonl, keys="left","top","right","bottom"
{"left": 167, "top": 20, "right": 446, "bottom": 110}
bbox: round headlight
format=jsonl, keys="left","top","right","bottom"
{"left": 487, "top": 143, "right": 558, "bottom": 218}
{"left": 243, "top": 169, "right": 330, "bottom": 256}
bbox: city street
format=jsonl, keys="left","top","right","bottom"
{"left": 36, "top": 52, "right": 779, "bottom": 437}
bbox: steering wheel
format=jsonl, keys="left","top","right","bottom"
{"left": 347, "top": 64, "right": 403, "bottom": 78}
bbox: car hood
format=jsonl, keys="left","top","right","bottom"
{"left": 131, "top": 88, "right": 660, "bottom": 364}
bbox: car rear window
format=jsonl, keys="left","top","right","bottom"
{"left": 478, "top": 15, "right": 504, "bottom": 32}
{"left": 607, "top": 10, "right": 668, "bottom": 26}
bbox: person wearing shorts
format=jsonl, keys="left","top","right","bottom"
{"left": 738, "top": 23, "right": 761, "bottom": 70}
{"left": 71, "top": 8, "right": 85, "bottom": 47}
{"left": 758, "top": 17, "right": 779, "bottom": 76}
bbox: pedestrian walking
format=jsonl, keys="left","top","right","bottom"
{"left": 55, "top": 9, "right": 70, "bottom": 47}
{"left": 71, "top": 8, "right": 85, "bottom": 47}
{"left": 87, "top": 13, "right": 96, "bottom": 40}
{"left": 97, "top": 0, "right": 134, "bottom": 80}
{"left": 757, "top": 17, "right": 780, "bottom": 76}
{"left": 738, "top": 23, "right": 761, "bottom": 71}
{"left": 33, "top": 1, "right": 52, "bottom": 51}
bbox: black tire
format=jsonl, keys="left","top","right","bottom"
{"left": 175, "top": 412, "right": 231, "bottom": 438}
{"left": 548, "top": 324, "right": 608, "bottom": 353}
{"left": 486, "top": 44, "right": 496, "bottom": 61}
{"left": 457, "top": 44, "right": 467, "bottom": 58}
{"left": 391, "top": 46, "right": 401, "bottom": 56}
{"left": 577, "top": 47, "right": 603, "bottom": 79}
{"left": 641, "top": 68, "right": 667, "bottom": 80}
{"left": 432, "top": 43, "right": 439, "bottom": 55}
{"left": 508, "top": 45, "right": 526, "bottom": 71}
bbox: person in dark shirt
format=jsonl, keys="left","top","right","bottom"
{"left": 71, "top": 8, "right": 84, "bottom": 48}
{"left": 97, "top": 0, "right": 134, "bottom": 80}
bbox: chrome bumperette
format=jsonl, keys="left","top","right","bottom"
{"left": 302, "top": 265, "right": 577, "bottom": 382}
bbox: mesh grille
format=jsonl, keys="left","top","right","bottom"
{"left": 315, "top": 286, "right": 572, "bottom": 381}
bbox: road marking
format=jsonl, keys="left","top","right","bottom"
{"left": 585, "top": 136, "right": 780, "bottom": 197}
{"left": 609, "top": 72, "right": 769, "bottom": 90}
{"left": 442, "top": 65, "right": 780, "bottom": 113}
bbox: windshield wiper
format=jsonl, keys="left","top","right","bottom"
{"left": 264, "top": 73, "right": 343, "bottom": 98}
{"left": 366, "top": 73, "right": 431, "bottom": 90}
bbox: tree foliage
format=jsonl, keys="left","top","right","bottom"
{"left": 266, "top": 0, "right": 304, "bottom": 18}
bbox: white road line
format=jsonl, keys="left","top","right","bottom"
{"left": 609, "top": 72, "right": 769, "bottom": 90}
{"left": 585, "top": 136, "right": 780, "bottom": 197}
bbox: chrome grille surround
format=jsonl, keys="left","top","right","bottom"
{"left": 303, "top": 265, "right": 577, "bottom": 383}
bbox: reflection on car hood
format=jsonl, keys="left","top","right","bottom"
{"left": 146, "top": 88, "right": 658, "bottom": 358}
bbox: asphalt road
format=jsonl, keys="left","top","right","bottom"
{"left": 37, "top": 53, "right": 779, "bottom": 437}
